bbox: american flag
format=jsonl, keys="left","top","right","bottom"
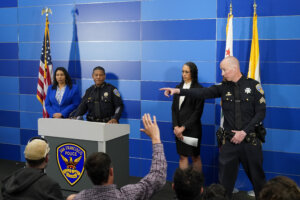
{"left": 37, "top": 16, "right": 53, "bottom": 118}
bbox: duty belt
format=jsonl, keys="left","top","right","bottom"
{"left": 87, "top": 116, "right": 111, "bottom": 123}
{"left": 223, "top": 130, "right": 258, "bottom": 145}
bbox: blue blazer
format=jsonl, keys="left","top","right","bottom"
{"left": 45, "top": 84, "right": 81, "bottom": 118}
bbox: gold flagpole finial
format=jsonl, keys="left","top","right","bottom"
{"left": 41, "top": 8, "right": 52, "bottom": 17}
{"left": 253, "top": 1, "right": 257, "bottom": 15}
{"left": 230, "top": 2, "right": 233, "bottom": 15}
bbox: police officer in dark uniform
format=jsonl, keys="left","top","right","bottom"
{"left": 73, "top": 66, "right": 123, "bottom": 123}
{"left": 161, "top": 56, "right": 266, "bottom": 199}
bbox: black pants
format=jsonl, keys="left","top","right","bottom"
{"left": 218, "top": 139, "right": 266, "bottom": 199}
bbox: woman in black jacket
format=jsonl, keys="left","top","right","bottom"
{"left": 172, "top": 62, "right": 204, "bottom": 171}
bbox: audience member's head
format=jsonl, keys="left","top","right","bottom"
{"left": 85, "top": 152, "right": 113, "bottom": 185}
{"left": 24, "top": 137, "right": 50, "bottom": 168}
{"left": 202, "top": 183, "right": 227, "bottom": 200}
{"left": 259, "top": 176, "right": 300, "bottom": 200}
{"left": 173, "top": 166, "right": 204, "bottom": 200}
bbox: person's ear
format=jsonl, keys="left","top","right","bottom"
{"left": 172, "top": 183, "right": 175, "bottom": 190}
{"left": 201, "top": 187, "right": 204, "bottom": 194}
{"left": 45, "top": 154, "right": 49, "bottom": 163}
{"left": 109, "top": 167, "right": 114, "bottom": 176}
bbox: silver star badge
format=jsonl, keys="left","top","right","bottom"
{"left": 245, "top": 88, "right": 251, "bottom": 94}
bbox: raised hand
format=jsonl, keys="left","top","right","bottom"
{"left": 140, "top": 113, "right": 161, "bottom": 144}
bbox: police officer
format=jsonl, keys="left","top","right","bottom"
{"left": 73, "top": 66, "right": 123, "bottom": 123}
{"left": 161, "top": 56, "right": 266, "bottom": 199}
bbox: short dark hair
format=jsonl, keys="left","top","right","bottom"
{"left": 259, "top": 176, "right": 300, "bottom": 200}
{"left": 182, "top": 62, "right": 199, "bottom": 86}
{"left": 26, "top": 158, "right": 46, "bottom": 167}
{"left": 85, "top": 152, "right": 112, "bottom": 185}
{"left": 173, "top": 167, "right": 204, "bottom": 200}
{"left": 202, "top": 184, "right": 227, "bottom": 200}
{"left": 93, "top": 66, "right": 105, "bottom": 75}
{"left": 52, "top": 67, "right": 73, "bottom": 89}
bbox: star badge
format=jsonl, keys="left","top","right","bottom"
{"left": 245, "top": 88, "right": 251, "bottom": 94}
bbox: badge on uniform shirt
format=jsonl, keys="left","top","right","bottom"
{"left": 256, "top": 84, "right": 264, "bottom": 95}
{"left": 225, "top": 92, "right": 232, "bottom": 96}
{"left": 245, "top": 87, "right": 251, "bottom": 94}
{"left": 113, "top": 89, "right": 120, "bottom": 97}
{"left": 259, "top": 97, "right": 266, "bottom": 104}
{"left": 104, "top": 92, "right": 108, "bottom": 97}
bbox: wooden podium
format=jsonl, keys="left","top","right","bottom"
{"left": 38, "top": 118, "right": 130, "bottom": 193}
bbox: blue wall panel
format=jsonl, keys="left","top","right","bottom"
{"left": 18, "top": 7, "right": 44, "bottom": 25}
{"left": 0, "top": 110, "right": 20, "bottom": 128}
{"left": 20, "top": 95, "right": 42, "bottom": 112}
{"left": 129, "top": 139, "right": 141, "bottom": 158}
{"left": 263, "top": 129, "right": 300, "bottom": 154}
{"left": 0, "top": 43, "right": 18, "bottom": 59}
{"left": 0, "top": 94, "right": 19, "bottom": 111}
{"left": 261, "top": 63, "right": 300, "bottom": 85}
{"left": 129, "top": 157, "right": 141, "bottom": 177}
{"left": 0, "top": 144, "right": 20, "bottom": 161}
{"left": 19, "top": 60, "right": 39, "bottom": 77}
{"left": 48, "top": 5, "right": 74, "bottom": 24}
{"left": 19, "top": 43, "right": 41, "bottom": 60}
{"left": 0, "top": 127, "right": 20, "bottom": 145}
{"left": 264, "top": 84, "right": 300, "bottom": 108}
{"left": 265, "top": 107, "right": 300, "bottom": 130}
{"left": 0, "top": 8, "right": 17, "bottom": 24}
{"left": 20, "top": 129, "right": 38, "bottom": 145}
{"left": 142, "top": 20, "right": 216, "bottom": 40}
{"left": 141, "top": 100, "right": 172, "bottom": 122}
{"left": 217, "top": 0, "right": 300, "bottom": 18}
{"left": 20, "top": 112, "right": 42, "bottom": 130}
{"left": 0, "top": 26, "right": 18, "bottom": 42}
{"left": 142, "top": 41, "right": 216, "bottom": 61}
{"left": 78, "top": 41, "right": 141, "bottom": 61}
{"left": 106, "top": 80, "right": 140, "bottom": 100}
{"left": 141, "top": 81, "right": 178, "bottom": 102}
{"left": 263, "top": 151, "right": 300, "bottom": 175}
{"left": 80, "top": 61, "right": 141, "bottom": 80}
{"left": 141, "top": 61, "right": 216, "bottom": 83}
{"left": 201, "top": 104, "right": 215, "bottom": 125}
{"left": 141, "top": 0, "right": 216, "bottom": 20}
{"left": 19, "top": 25, "right": 43, "bottom": 42}
{"left": 163, "top": 141, "right": 178, "bottom": 162}
{"left": 202, "top": 125, "right": 216, "bottom": 146}
{"left": 0, "top": 77, "right": 19, "bottom": 94}
{"left": 0, "top": 60, "right": 18, "bottom": 76}
{"left": 19, "top": 77, "right": 37, "bottom": 95}
{"left": 76, "top": 1, "right": 140, "bottom": 22}
{"left": 77, "top": 22, "right": 140, "bottom": 41}
{"left": 0, "top": 0, "right": 17, "bottom": 8}
{"left": 121, "top": 100, "right": 140, "bottom": 119}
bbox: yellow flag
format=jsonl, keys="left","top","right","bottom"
{"left": 248, "top": 13, "right": 260, "bottom": 82}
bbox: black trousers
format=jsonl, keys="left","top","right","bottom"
{"left": 218, "top": 139, "right": 266, "bottom": 199}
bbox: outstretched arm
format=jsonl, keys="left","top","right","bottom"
{"left": 120, "top": 114, "right": 167, "bottom": 200}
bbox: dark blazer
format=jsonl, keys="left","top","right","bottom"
{"left": 172, "top": 82, "right": 204, "bottom": 138}
{"left": 45, "top": 84, "right": 81, "bottom": 118}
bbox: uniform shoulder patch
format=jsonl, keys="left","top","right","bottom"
{"left": 113, "top": 88, "right": 120, "bottom": 97}
{"left": 256, "top": 84, "right": 264, "bottom": 95}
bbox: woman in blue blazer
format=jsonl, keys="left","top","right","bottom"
{"left": 45, "top": 67, "right": 81, "bottom": 118}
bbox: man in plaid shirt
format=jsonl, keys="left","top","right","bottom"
{"left": 67, "top": 113, "right": 167, "bottom": 200}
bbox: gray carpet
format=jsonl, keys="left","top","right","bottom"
{"left": 0, "top": 159, "right": 254, "bottom": 200}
